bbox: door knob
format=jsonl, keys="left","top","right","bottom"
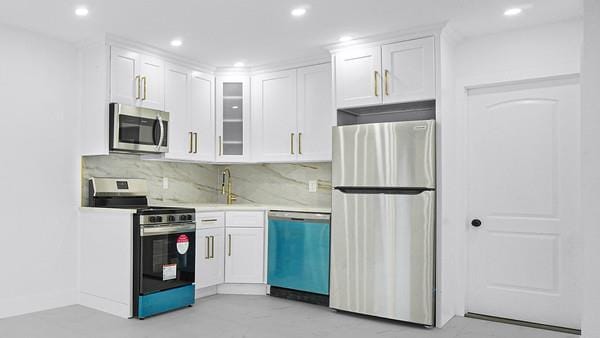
{"left": 471, "top": 219, "right": 482, "bottom": 227}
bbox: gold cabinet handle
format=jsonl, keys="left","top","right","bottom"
{"left": 142, "top": 76, "right": 147, "bottom": 100}
{"left": 135, "top": 75, "right": 141, "bottom": 99}
{"left": 290, "top": 133, "right": 295, "bottom": 155}
{"left": 298, "top": 132, "right": 302, "bottom": 155}
{"left": 228, "top": 234, "right": 232, "bottom": 256}
{"left": 194, "top": 132, "right": 198, "bottom": 154}
{"left": 374, "top": 71, "right": 379, "bottom": 97}
{"left": 205, "top": 236, "right": 210, "bottom": 259}
{"left": 218, "top": 136, "right": 222, "bottom": 156}
{"left": 210, "top": 236, "right": 215, "bottom": 258}
{"left": 384, "top": 70, "right": 390, "bottom": 96}
{"left": 189, "top": 132, "right": 194, "bottom": 153}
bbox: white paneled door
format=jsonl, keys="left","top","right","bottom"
{"left": 466, "top": 77, "right": 581, "bottom": 329}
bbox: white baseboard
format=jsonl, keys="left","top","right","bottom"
{"left": 79, "top": 292, "right": 131, "bottom": 318}
{"left": 217, "top": 283, "right": 267, "bottom": 295}
{"left": 195, "top": 286, "right": 218, "bottom": 299}
{"left": 0, "top": 289, "right": 77, "bottom": 319}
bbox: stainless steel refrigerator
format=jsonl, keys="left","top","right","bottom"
{"left": 330, "top": 119, "right": 436, "bottom": 326}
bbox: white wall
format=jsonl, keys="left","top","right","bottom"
{"left": 581, "top": 1, "right": 600, "bottom": 336}
{"left": 450, "top": 19, "right": 583, "bottom": 316}
{"left": 0, "top": 24, "right": 79, "bottom": 318}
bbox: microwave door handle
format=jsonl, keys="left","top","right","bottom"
{"left": 157, "top": 115, "right": 164, "bottom": 150}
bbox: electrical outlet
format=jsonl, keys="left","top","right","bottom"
{"left": 308, "top": 180, "right": 318, "bottom": 193}
{"left": 163, "top": 177, "right": 169, "bottom": 189}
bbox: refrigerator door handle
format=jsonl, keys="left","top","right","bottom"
{"left": 334, "top": 187, "right": 433, "bottom": 195}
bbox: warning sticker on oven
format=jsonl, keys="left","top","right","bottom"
{"left": 163, "top": 264, "right": 177, "bottom": 281}
{"left": 176, "top": 234, "right": 190, "bottom": 255}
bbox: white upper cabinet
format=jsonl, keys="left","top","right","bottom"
{"left": 334, "top": 36, "right": 435, "bottom": 109}
{"left": 110, "top": 47, "right": 140, "bottom": 106}
{"left": 334, "top": 46, "right": 381, "bottom": 109}
{"left": 190, "top": 72, "right": 215, "bottom": 162}
{"left": 252, "top": 64, "right": 333, "bottom": 163}
{"left": 109, "top": 46, "right": 164, "bottom": 110}
{"left": 216, "top": 76, "right": 250, "bottom": 163}
{"left": 164, "top": 63, "right": 193, "bottom": 161}
{"left": 164, "top": 64, "right": 215, "bottom": 162}
{"left": 252, "top": 70, "right": 297, "bottom": 162}
{"left": 381, "top": 37, "right": 435, "bottom": 104}
{"left": 297, "top": 63, "right": 333, "bottom": 161}
{"left": 139, "top": 55, "right": 165, "bottom": 110}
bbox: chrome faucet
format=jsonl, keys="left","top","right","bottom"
{"left": 221, "top": 168, "right": 237, "bottom": 205}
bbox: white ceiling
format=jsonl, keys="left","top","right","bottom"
{"left": 0, "top": 0, "right": 582, "bottom": 67}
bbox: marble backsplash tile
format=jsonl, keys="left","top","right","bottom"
{"left": 81, "top": 154, "right": 220, "bottom": 206}
{"left": 81, "top": 154, "right": 332, "bottom": 208}
{"left": 215, "top": 163, "right": 332, "bottom": 207}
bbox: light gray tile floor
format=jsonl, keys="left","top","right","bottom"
{"left": 0, "top": 295, "right": 578, "bottom": 338}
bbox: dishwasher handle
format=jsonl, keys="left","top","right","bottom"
{"left": 268, "top": 211, "right": 330, "bottom": 222}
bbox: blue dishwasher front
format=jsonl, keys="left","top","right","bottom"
{"left": 267, "top": 211, "right": 331, "bottom": 296}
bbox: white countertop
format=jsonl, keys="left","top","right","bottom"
{"left": 79, "top": 206, "right": 136, "bottom": 214}
{"left": 156, "top": 203, "right": 331, "bottom": 214}
{"left": 80, "top": 203, "right": 330, "bottom": 214}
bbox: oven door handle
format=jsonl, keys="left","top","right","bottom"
{"left": 141, "top": 224, "right": 196, "bottom": 236}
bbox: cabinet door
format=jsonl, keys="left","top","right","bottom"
{"left": 139, "top": 55, "right": 165, "bottom": 110}
{"left": 196, "top": 227, "right": 225, "bottom": 289}
{"left": 297, "top": 63, "right": 333, "bottom": 162}
{"left": 110, "top": 47, "right": 140, "bottom": 106}
{"left": 334, "top": 46, "right": 382, "bottom": 109}
{"left": 164, "top": 63, "right": 193, "bottom": 161}
{"left": 252, "top": 70, "right": 297, "bottom": 162}
{"left": 215, "top": 76, "right": 250, "bottom": 162}
{"left": 190, "top": 72, "right": 215, "bottom": 162}
{"left": 225, "top": 227, "right": 264, "bottom": 283}
{"left": 381, "top": 37, "right": 435, "bottom": 104}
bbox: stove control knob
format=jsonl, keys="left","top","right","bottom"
{"left": 168, "top": 216, "right": 176, "bottom": 222}
{"left": 149, "top": 216, "right": 157, "bottom": 223}
{"left": 186, "top": 215, "right": 193, "bottom": 221}
{"left": 180, "top": 215, "right": 187, "bottom": 221}
{"left": 156, "top": 216, "right": 163, "bottom": 223}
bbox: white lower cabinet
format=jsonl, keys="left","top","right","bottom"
{"left": 195, "top": 227, "right": 225, "bottom": 289}
{"left": 225, "top": 227, "right": 265, "bottom": 284}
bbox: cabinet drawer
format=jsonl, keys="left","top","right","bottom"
{"left": 196, "top": 211, "right": 225, "bottom": 229}
{"left": 226, "top": 211, "right": 265, "bottom": 228}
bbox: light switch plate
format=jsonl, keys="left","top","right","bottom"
{"left": 308, "top": 180, "right": 318, "bottom": 193}
{"left": 163, "top": 177, "right": 169, "bottom": 189}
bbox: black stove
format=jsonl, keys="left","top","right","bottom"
{"left": 88, "top": 177, "right": 196, "bottom": 319}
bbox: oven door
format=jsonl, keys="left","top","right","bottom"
{"left": 110, "top": 103, "right": 169, "bottom": 153}
{"left": 139, "top": 224, "right": 195, "bottom": 294}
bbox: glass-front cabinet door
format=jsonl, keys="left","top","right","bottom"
{"left": 216, "top": 76, "right": 250, "bottom": 162}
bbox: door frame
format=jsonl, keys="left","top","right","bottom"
{"left": 453, "top": 72, "right": 581, "bottom": 318}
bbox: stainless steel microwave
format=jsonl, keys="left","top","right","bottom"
{"left": 109, "top": 103, "right": 169, "bottom": 154}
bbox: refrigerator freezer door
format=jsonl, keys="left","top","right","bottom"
{"left": 329, "top": 189, "right": 435, "bottom": 325}
{"left": 332, "top": 120, "right": 435, "bottom": 188}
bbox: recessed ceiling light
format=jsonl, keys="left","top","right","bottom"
{"left": 75, "top": 7, "right": 89, "bottom": 16}
{"left": 504, "top": 7, "right": 523, "bottom": 16}
{"left": 170, "top": 39, "right": 182, "bottom": 47}
{"left": 339, "top": 36, "right": 353, "bottom": 42}
{"left": 291, "top": 7, "right": 307, "bottom": 17}
{"left": 234, "top": 62, "right": 245, "bottom": 67}
{"left": 232, "top": 106, "right": 239, "bottom": 109}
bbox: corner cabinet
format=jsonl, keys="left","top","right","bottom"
{"left": 215, "top": 76, "right": 251, "bottom": 162}
{"left": 334, "top": 36, "right": 435, "bottom": 109}
{"left": 224, "top": 211, "right": 265, "bottom": 284}
{"left": 252, "top": 63, "right": 333, "bottom": 162}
